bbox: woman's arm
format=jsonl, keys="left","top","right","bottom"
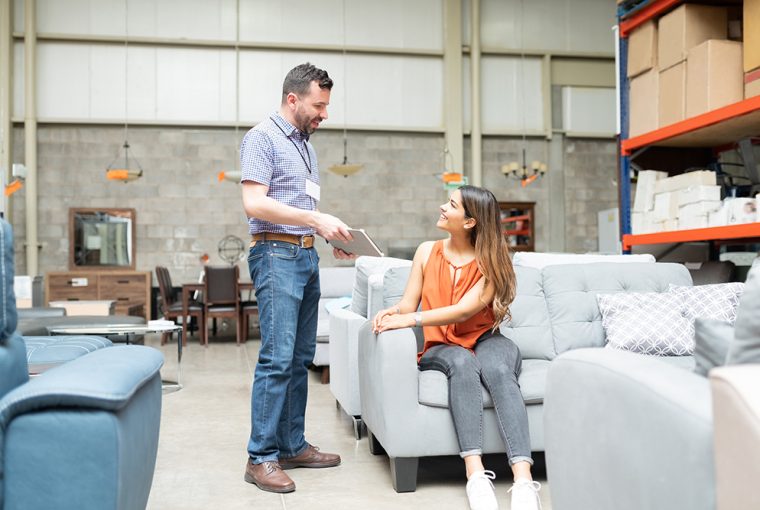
{"left": 371, "top": 241, "right": 432, "bottom": 331}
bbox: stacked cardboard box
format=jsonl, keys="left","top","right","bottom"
{"left": 746, "top": 0, "right": 760, "bottom": 98}
{"left": 626, "top": 4, "right": 756, "bottom": 136}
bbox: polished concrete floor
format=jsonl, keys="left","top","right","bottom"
{"left": 145, "top": 330, "right": 552, "bottom": 510}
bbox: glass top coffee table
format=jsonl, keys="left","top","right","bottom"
{"left": 48, "top": 324, "right": 183, "bottom": 392}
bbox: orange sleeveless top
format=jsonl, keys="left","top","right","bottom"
{"left": 418, "top": 240, "right": 495, "bottom": 359}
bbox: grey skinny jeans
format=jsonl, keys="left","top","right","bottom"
{"left": 418, "top": 332, "right": 533, "bottom": 465}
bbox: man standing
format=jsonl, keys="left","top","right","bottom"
{"left": 240, "top": 63, "right": 353, "bottom": 493}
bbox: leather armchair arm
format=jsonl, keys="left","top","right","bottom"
{"left": 0, "top": 345, "right": 163, "bottom": 428}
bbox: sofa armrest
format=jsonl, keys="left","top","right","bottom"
{"left": 545, "top": 348, "right": 714, "bottom": 510}
{"left": 711, "top": 364, "right": 760, "bottom": 510}
{"left": 358, "top": 322, "right": 424, "bottom": 455}
{"left": 0, "top": 345, "right": 163, "bottom": 427}
{"left": 329, "top": 307, "right": 367, "bottom": 415}
{"left": 0, "top": 345, "right": 163, "bottom": 510}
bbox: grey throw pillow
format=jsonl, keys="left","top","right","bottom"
{"left": 598, "top": 291, "right": 694, "bottom": 356}
{"left": 725, "top": 260, "right": 760, "bottom": 365}
{"left": 693, "top": 318, "right": 734, "bottom": 376}
{"left": 668, "top": 282, "right": 745, "bottom": 325}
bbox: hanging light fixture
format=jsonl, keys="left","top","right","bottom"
{"left": 501, "top": 0, "right": 547, "bottom": 188}
{"left": 328, "top": 0, "right": 363, "bottom": 178}
{"left": 106, "top": 4, "right": 143, "bottom": 183}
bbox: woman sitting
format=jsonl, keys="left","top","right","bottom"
{"left": 373, "top": 185, "right": 541, "bottom": 510}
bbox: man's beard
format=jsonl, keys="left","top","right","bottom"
{"left": 294, "top": 110, "right": 319, "bottom": 134}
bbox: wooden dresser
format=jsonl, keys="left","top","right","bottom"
{"left": 46, "top": 271, "right": 151, "bottom": 320}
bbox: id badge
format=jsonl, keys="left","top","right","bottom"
{"left": 305, "top": 179, "right": 321, "bottom": 202}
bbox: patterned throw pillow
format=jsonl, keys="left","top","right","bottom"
{"left": 668, "top": 282, "right": 745, "bottom": 325}
{"left": 597, "top": 292, "right": 694, "bottom": 356}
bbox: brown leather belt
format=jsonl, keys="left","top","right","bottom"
{"left": 251, "top": 233, "right": 315, "bottom": 248}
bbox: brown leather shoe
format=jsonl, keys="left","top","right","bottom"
{"left": 244, "top": 460, "right": 295, "bottom": 493}
{"left": 279, "top": 444, "right": 341, "bottom": 470}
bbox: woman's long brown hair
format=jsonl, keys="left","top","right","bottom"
{"left": 459, "top": 185, "right": 517, "bottom": 328}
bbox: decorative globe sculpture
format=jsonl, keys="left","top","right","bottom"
{"left": 217, "top": 235, "right": 246, "bottom": 265}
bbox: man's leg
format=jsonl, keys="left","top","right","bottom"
{"left": 247, "top": 242, "right": 305, "bottom": 464}
{"left": 277, "top": 247, "right": 319, "bottom": 458}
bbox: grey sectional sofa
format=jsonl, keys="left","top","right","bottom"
{"left": 357, "top": 261, "right": 693, "bottom": 492}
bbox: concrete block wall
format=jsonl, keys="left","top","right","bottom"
{"left": 10, "top": 126, "right": 616, "bottom": 284}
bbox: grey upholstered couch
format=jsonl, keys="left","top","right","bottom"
{"left": 358, "top": 261, "right": 693, "bottom": 492}
{"left": 544, "top": 260, "right": 760, "bottom": 510}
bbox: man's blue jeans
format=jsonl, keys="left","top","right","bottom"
{"left": 246, "top": 240, "right": 320, "bottom": 464}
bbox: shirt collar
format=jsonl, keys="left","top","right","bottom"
{"left": 272, "top": 112, "right": 310, "bottom": 142}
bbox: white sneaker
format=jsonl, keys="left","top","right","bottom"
{"left": 466, "top": 470, "right": 499, "bottom": 510}
{"left": 508, "top": 479, "right": 542, "bottom": 510}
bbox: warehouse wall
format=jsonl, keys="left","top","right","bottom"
{"left": 11, "top": 126, "right": 615, "bottom": 281}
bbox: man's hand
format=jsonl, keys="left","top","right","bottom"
{"left": 312, "top": 212, "right": 352, "bottom": 243}
{"left": 333, "top": 247, "right": 357, "bottom": 260}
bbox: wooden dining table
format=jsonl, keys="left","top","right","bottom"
{"left": 181, "top": 281, "right": 255, "bottom": 340}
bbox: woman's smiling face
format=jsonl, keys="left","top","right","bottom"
{"left": 437, "top": 189, "right": 470, "bottom": 233}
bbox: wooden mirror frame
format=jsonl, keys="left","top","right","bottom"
{"left": 69, "top": 207, "right": 137, "bottom": 271}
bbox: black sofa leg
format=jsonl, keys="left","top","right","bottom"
{"left": 389, "top": 456, "right": 418, "bottom": 493}
{"left": 367, "top": 429, "right": 385, "bottom": 456}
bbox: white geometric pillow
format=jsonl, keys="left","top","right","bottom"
{"left": 597, "top": 292, "right": 694, "bottom": 356}
{"left": 668, "top": 283, "right": 745, "bottom": 325}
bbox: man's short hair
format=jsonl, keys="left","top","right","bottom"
{"left": 281, "top": 63, "right": 333, "bottom": 103}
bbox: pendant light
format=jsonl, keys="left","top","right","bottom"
{"left": 106, "top": 3, "right": 143, "bottom": 182}
{"left": 328, "top": 0, "right": 363, "bottom": 178}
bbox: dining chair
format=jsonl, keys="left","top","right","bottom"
{"left": 155, "top": 266, "right": 204, "bottom": 345}
{"left": 240, "top": 295, "right": 258, "bottom": 343}
{"left": 203, "top": 265, "right": 241, "bottom": 346}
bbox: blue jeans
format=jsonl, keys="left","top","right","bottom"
{"left": 246, "top": 240, "right": 320, "bottom": 464}
{"left": 418, "top": 333, "right": 533, "bottom": 466}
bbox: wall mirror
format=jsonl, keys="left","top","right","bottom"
{"left": 69, "top": 208, "right": 136, "bottom": 270}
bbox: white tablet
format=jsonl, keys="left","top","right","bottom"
{"left": 329, "top": 228, "right": 384, "bottom": 257}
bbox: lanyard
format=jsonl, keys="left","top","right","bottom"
{"left": 271, "top": 117, "right": 312, "bottom": 173}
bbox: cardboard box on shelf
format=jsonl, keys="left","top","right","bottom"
{"left": 676, "top": 185, "right": 722, "bottom": 207}
{"left": 659, "top": 62, "right": 687, "bottom": 127}
{"left": 656, "top": 219, "right": 680, "bottom": 232}
{"left": 745, "top": 0, "right": 760, "bottom": 72}
{"left": 653, "top": 170, "right": 717, "bottom": 194}
{"left": 633, "top": 170, "right": 668, "bottom": 212}
{"left": 679, "top": 215, "right": 709, "bottom": 230}
{"left": 679, "top": 200, "right": 722, "bottom": 217}
{"left": 746, "top": 68, "right": 760, "bottom": 99}
{"left": 709, "top": 204, "right": 728, "bottom": 227}
{"left": 628, "top": 20, "right": 658, "bottom": 78}
{"left": 726, "top": 197, "right": 758, "bottom": 224}
{"left": 686, "top": 40, "right": 743, "bottom": 117}
{"left": 658, "top": 4, "right": 727, "bottom": 71}
{"left": 629, "top": 68, "right": 659, "bottom": 137}
{"left": 653, "top": 192, "right": 679, "bottom": 222}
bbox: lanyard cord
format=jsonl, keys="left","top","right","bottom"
{"left": 271, "top": 117, "right": 312, "bottom": 173}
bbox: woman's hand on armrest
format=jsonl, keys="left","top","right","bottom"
{"left": 373, "top": 310, "right": 416, "bottom": 334}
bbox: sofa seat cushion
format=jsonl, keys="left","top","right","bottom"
{"left": 317, "top": 297, "right": 352, "bottom": 342}
{"left": 24, "top": 335, "right": 113, "bottom": 375}
{"left": 418, "top": 359, "right": 551, "bottom": 408}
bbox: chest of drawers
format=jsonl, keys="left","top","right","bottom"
{"left": 46, "top": 271, "right": 151, "bottom": 319}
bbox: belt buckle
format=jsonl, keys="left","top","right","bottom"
{"left": 299, "top": 236, "right": 307, "bottom": 248}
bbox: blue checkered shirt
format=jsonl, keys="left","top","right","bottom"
{"left": 240, "top": 112, "right": 320, "bottom": 236}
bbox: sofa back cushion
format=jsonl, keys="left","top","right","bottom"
{"left": 0, "top": 220, "right": 17, "bottom": 342}
{"left": 725, "top": 260, "right": 760, "bottom": 365}
{"left": 319, "top": 266, "right": 356, "bottom": 299}
{"left": 350, "top": 256, "right": 412, "bottom": 317}
{"left": 501, "top": 266, "right": 555, "bottom": 360}
{"left": 542, "top": 262, "right": 692, "bottom": 354}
